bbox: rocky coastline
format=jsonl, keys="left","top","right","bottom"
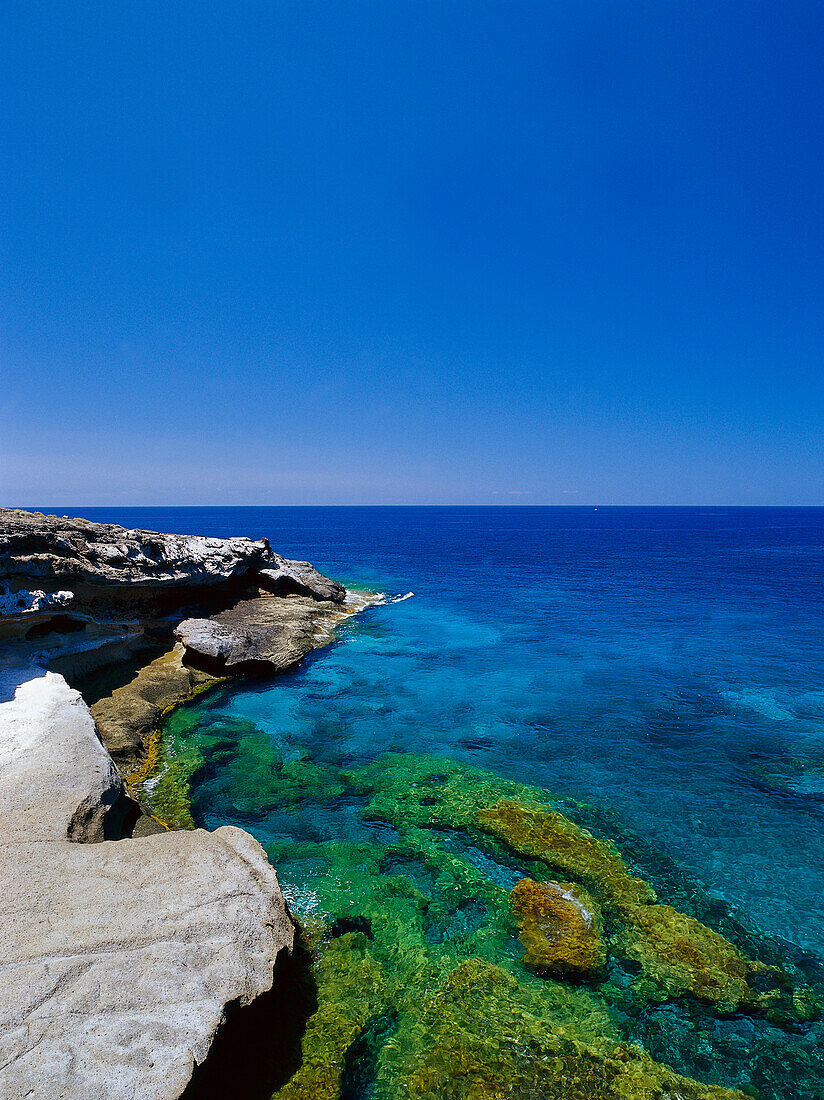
{"left": 0, "top": 508, "right": 361, "bottom": 1099}
{"left": 4, "top": 509, "right": 820, "bottom": 1100}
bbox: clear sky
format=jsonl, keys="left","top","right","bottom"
{"left": 2, "top": 1, "right": 823, "bottom": 506}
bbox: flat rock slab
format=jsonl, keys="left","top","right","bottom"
{"left": 0, "top": 827, "right": 293, "bottom": 1100}
{"left": 175, "top": 594, "right": 351, "bottom": 675}
{"left": 90, "top": 645, "right": 213, "bottom": 775}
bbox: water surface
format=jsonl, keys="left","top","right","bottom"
{"left": 67, "top": 505, "right": 824, "bottom": 1098}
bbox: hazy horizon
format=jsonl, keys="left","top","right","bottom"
{"left": 12, "top": 503, "right": 824, "bottom": 513}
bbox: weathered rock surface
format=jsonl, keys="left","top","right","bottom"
{"left": 258, "top": 560, "right": 345, "bottom": 604}
{"left": 0, "top": 510, "right": 362, "bottom": 1097}
{"left": 90, "top": 645, "right": 214, "bottom": 777}
{"left": 0, "top": 664, "right": 135, "bottom": 843}
{"left": 0, "top": 664, "right": 295, "bottom": 1100}
{"left": 175, "top": 593, "right": 351, "bottom": 675}
{"left": 0, "top": 509, "right": 346, "bottom": 680}
{"left": 0, "top": 508, "right": 343, "bottom": 601}
{"left": 0, "top": 509, "right": 351, "bottom": 772}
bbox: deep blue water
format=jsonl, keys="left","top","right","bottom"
{"left": 62, "top": 505, "right": 824, "bottom": 957}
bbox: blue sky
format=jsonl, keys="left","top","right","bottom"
{"left": 2, "top": 1, "right": 823, "bottom": 505}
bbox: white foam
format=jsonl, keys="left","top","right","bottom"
{"left": 547, "top": 882, "right": 595, "bottom": 928}
{"left": 342, "top": 589, "right": 413, "bottom": 609}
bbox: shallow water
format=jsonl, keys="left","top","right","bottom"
{"left": 72, "top": 506, "right": 824, "bottom": 1097}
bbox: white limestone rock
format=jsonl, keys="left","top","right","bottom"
{"left": 0, "top": 665, "right": 295, "bottom": 1100}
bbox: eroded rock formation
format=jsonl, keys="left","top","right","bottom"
{"left": 0, "top": 509, "right": 354, "bottom": 1099}
{"left": 0, "top": 508, "right": 350, "bottom": 773}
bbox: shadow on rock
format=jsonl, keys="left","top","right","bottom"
{"left": 181, "top": 936, "right": 318, "bottom": 1100}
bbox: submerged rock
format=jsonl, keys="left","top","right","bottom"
{"left": 154, "top": 734, "right": 788, "bottom": 1099}
{"left": 0, "top": 664, "right": 295, "bottom": 1100}
{"left": 473, "top": 793, "right": 816, "bottom": 1023}
{"left": 510, "top": 877, "right": 607, "bottom": 980}
{"left": 395, "top": 958, "right": 746, "bottom": 1100}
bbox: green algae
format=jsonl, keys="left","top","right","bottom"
{"left": 352, "top": 754, "right": 816, "bottom": 1025}
{"left": 136, "top": 707, "right": 262, "bottom": 830}
{"left": 142, "top": 705, "right": 820, "bottom": 1099}
{"left": 385, "top": 959, "right": 744, "bottom": 1100}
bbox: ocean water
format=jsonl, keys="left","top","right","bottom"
{"left": 65, "top": 506, "right": 824, "bottom": 1098}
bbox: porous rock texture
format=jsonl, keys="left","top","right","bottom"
{"left": 0, "top": 508, "right": 344, "bottom": 600}
{"left": 0, "top": 508, "right": 345, "bottom": 684}
{"left": 0, "top": 664, "right": 295, "bottom": 1100}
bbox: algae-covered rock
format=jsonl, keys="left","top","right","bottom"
{"left": 275, "top": 934, "right": 389, "bottom": 1100}
{"left": 350, "top": 755, "right": 815, "bottom": 1025}
{"left": 468, "top": 791, "right": 814, "bottom": 1021}
{"left": 619, "top": 902, "right": 814, "bottom": 1023}
{"left": 388, "top": 959, "right": 746, "bottom": 1100}
{"left": 511, "top": 878, "right": 607, "bottom": 980}
{"left": 142, "top": 718, "right": 820, "bottom": 1098}
{"left": 476, "top": 797, "right": 656, "bottom": 911}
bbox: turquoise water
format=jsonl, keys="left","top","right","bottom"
{"left": 73, "top": 506, "right": 824, "bottom": 1098}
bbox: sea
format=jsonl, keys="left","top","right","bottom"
{"left": 54, "top": 506, "right": 824, "bottom": 1098}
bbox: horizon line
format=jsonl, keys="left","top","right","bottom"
{"left": 15, "top": 503, "right": 824, "bottom": 511}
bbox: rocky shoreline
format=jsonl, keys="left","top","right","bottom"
{"left": 0, "top": 508, "right": 362, "bottom": 1098}
{"left": 5, "top": 510, "right": 819, "bottom": 1100}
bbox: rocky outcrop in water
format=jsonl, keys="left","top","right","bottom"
{"left": 175, "top": 593, "right": 353, "bottom": 676}
{"left": 510, "top": 877, "right": 607, "bottom": 979}
{"left": 0, "top": 508, "right": 344, "bottom": 683}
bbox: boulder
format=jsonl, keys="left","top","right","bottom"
{"left": 0, "top": 665, "right": 295, "bottom": 1100}
{"left": 175, "top": 594, "right": 348, "bottom": 675}
{"left": 0, "top": 664, "right": 134, "bottom": 843}
{"left": 510, "top": 877, "right": 607, "bottom": 980}
{"left": 0, "top": 827, "right": 294, "bottom": 1100}
{"left": 258, "top": 559, "right": 346, "bottom": 603}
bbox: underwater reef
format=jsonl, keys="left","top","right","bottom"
{"left": 140, "top": 699, "right": 824, "bottom": 1100}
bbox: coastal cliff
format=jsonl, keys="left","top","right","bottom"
{"left": 0, "top": 509, "right": 354, "bottom": 1100}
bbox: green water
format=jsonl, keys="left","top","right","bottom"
{"left": 147, "top": 696, "right": 824, "bottom": 1100}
